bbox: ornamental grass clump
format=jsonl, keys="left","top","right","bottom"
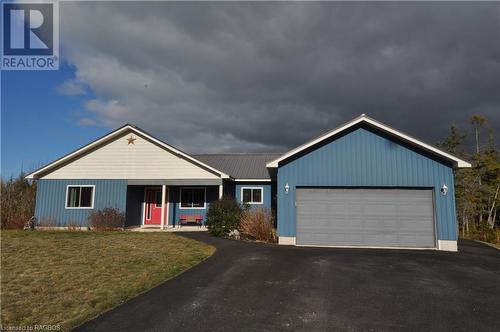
{"left": 240, "top": 208, "right": 277, "bottom": 243}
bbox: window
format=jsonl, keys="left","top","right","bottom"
{"left": 180, "top": 188, "right": 206, "bottom": 209}
{"left": 66, "top": 186, "right": 94, "bottom": 208}
{"left": 155, "top": 191, "right": 162, "bottom": 208}
{"left": 146, "top": 191, "right": 152, "bottom": 219}
{"left": 241, "top": 187, "right": 263, "bottom": 204}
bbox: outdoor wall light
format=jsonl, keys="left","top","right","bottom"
{"left": 440, "top": 184, "right": 448, "bottom": 196}
{"left": 284, "top": 183, "right": 290, "bottom": 194}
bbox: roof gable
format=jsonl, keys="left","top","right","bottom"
{"left": 267, "top": 115, "right": 471, "bottom": 168}
{"left": 26, "top": 125, "right": 230, "bottom": 179}
{"left": 276, "top": 127, "right": 457, "bottom": 189}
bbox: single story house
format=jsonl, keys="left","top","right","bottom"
{"left": 27, "top": 115, "right": 470, "bottom": 251}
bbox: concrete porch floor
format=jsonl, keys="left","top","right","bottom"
{"left": 127, "top": 226, "right": 208, "bottom": 232}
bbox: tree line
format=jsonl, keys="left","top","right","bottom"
{"left": 438, "top": 115, "right": 499, "bottom": 244}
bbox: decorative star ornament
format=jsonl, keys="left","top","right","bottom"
{"left": 126, "top": 135, "right": 136, "bottom": 145}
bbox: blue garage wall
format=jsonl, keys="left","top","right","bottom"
{"left": 35, "top": 179, "right": 127, "bottom": 226}
{"left": 235, "top": 183, "right": 272, "bottom": 210}
{"left": 277, "top": 127, "right": 457, "bottom": 241}
{"left": 169, "top": 186, "right": 219, "bottom": 226}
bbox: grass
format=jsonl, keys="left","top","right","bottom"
{"left": 0, "top": 231, "right": 215, "bottom": 330}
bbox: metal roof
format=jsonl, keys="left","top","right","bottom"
{"left": 193, "top": 153, "right": 283, "bottom": 180}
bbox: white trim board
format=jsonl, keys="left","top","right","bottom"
{"left": 278, "top": 237, "right": 457, "bottom": 252}
{"left": 25, "top": 125, "right": 230, "bottom": 179}
{"left": 179, "top": 187, "right": 207, "bottom": 210}
{"left": 240, "top": 186, "right": 264, "bottom": 204}
{"left": 437, "top": 240, "right": 458, "bottom": 252}
{"left": 64, "top": 185, "right": 95, "bottom": 209}
{"left": 267, "top": 114, "right": 471, "bottom": 168}
{"left": 278, "top": 236, "right": 296, "bottom": 245}
{"left": 234, "top": 179, "right": 272, "bottom": 182}
{"left": 295, "top": 244, "right": 438, "bottom": 251}
{"left": 162, "top": 186, "right": 169, "bottom": 229}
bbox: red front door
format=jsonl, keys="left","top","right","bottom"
{"left": 144, "top": 188, "right": 163, "bottom": 225}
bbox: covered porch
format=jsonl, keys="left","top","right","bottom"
{"left": 126, "top": 225, "right": 208, "bottom": 232}
{"left": 125, "top": 179, "right": 223, "bottom": 229}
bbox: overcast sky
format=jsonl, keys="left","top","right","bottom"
{"left": 58, "top": 1, "right": 499, "bottom": 153}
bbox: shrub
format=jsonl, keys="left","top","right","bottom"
{"left": 206, "top": 196, "right": 243, "bottom": 237}
{"left": 240, "top": 208, "right": 277, "bottom": 243}
{"left": 468, "top": 222, "right": 498, "bottom": 243}
{"left": 1, "top": 174, "right": 37, "bottom": 229}
{"left": 88, "top": 208, "right": 125, "bottom": 231}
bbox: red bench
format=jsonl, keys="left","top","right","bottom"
{"left": 179, "top": 215, "right": 204, "bottom": 227}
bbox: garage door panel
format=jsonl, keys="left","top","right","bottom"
{"left": 296, "top": 188, "right": 436, "bottom": 248}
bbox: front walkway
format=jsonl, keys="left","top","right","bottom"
{"left": 76, "top": 234, "right": 499, "bottom": 331}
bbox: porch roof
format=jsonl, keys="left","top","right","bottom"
{"left": 127, "top": 179, "right": 222, "bottom": 186}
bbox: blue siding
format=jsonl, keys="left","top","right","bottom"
{"left": 235, "top": 183, "right": 272, "bottom": 210}
{"left": 277, "top": 128, "right": 457, "bottom": 241}
{"left": 35, "top": 179, "right": 127, "bottom": 226}
{"left": 223, "top": 180, "right": 236, "bottom": 200}
{"left": 125, "top": 186, "right": 144, "bottom": 227}
{"left": 169, "top": 186, "right": 219, "bottom": 226}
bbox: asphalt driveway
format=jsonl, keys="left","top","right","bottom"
{"left": 76, "top": 233, "right": 500, "bottom": 332}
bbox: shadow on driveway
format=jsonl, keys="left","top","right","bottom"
{"left": 76, "top": 233, "right": 500, "bottom": 331}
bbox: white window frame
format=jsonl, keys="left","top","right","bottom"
{"left": 241, "top": 187, "right": 264, "bottom": 205}
{"left": 65, "top": 185, "right": 95, "bottom": 209}
{"left": 179, "top": 187, "right": 206, "bottom": 210}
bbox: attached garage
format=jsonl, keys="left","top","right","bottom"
{"left": 296, "top": 188, "right": 436, "bottom": 248}
{"left": 268, "top": 115, "right": 471, "bottom": 252}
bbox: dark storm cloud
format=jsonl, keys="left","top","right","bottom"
{"left": 60, "top": 2, "right": 500, "bottom": 153}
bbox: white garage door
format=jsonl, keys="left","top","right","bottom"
{"left": 296, "top": 188, "right": 436, "bottom": 248}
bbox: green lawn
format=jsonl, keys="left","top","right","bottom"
{"left": 1, "top": 231, "right": 215, "bottom": 330}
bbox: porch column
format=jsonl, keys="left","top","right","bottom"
{"left": 160, "top": 185, "right": 166, "bottom": 230}
{"left": 219, "top": 184, "right": 223, "bottom": 199}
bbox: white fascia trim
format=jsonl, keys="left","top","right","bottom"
{"left": 234, "top": 179, "right": 272, "bottom": 182}
{"left": 266, "top": 115, "right": 471, "bottom": 168}
{"left": 133, "top": 128, "right": 230, "bottom": 179}
{"left": 26, "top": 125, "right": 230, "bottom": 179}
{"left": 25, "top": 126, "right": 131, "bottom": 179}
{"left": 437, "top": 240, "right": 458, "bottom": 252}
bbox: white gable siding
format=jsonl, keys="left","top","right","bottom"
{"left": 41, "top": 131, "right": 220, "bottom": 180}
